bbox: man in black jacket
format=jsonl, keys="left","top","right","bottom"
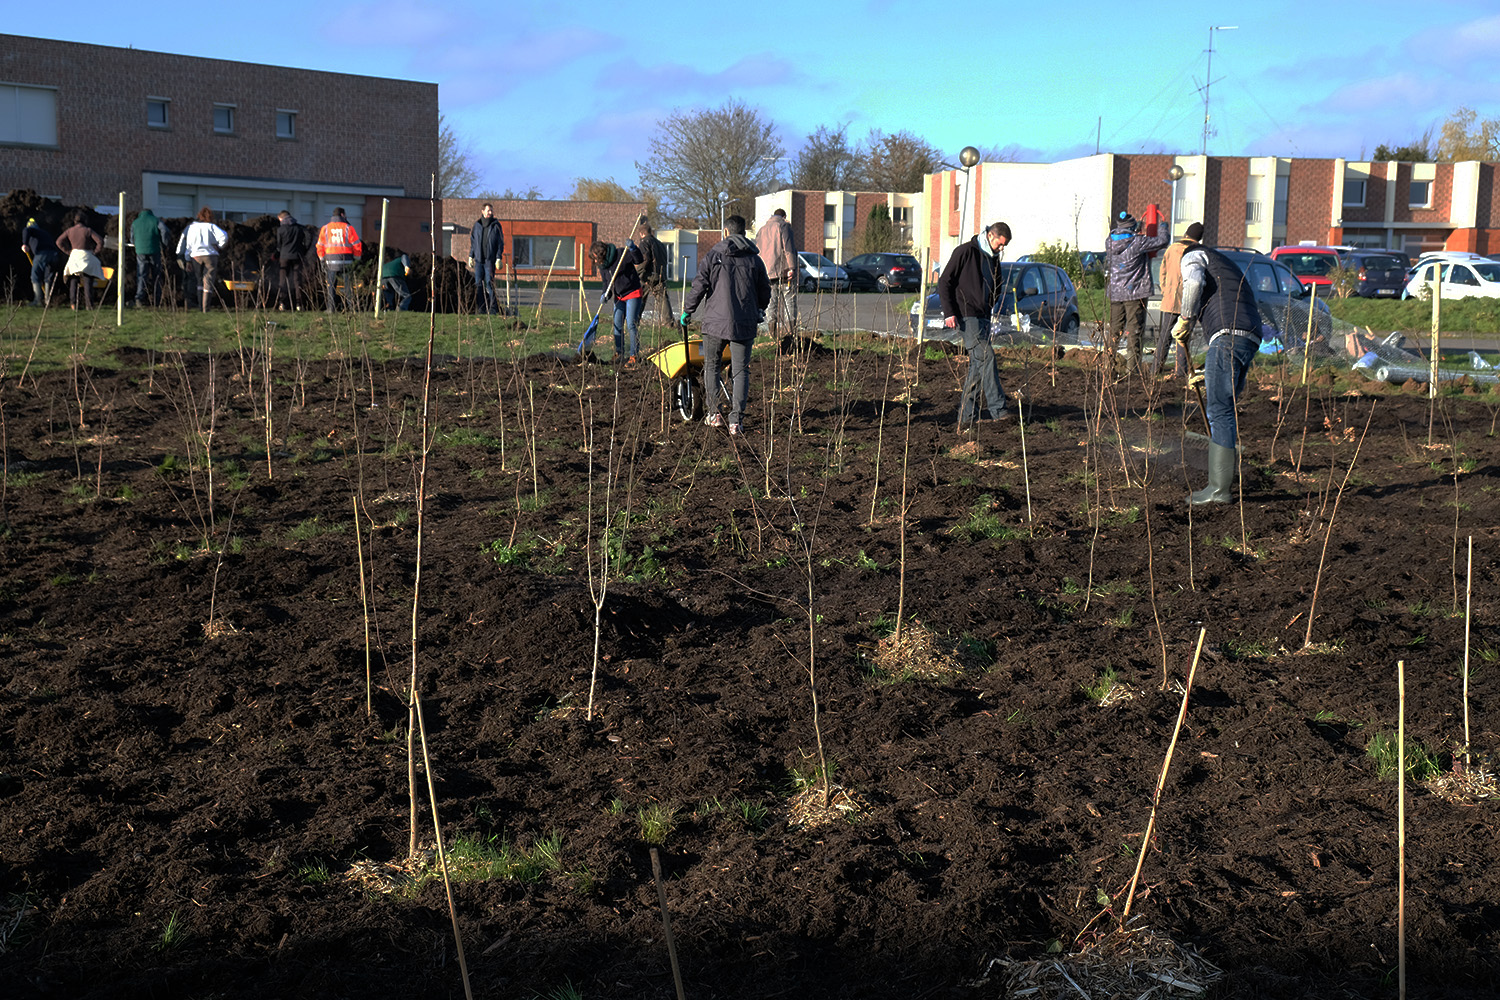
{"left": 938, "top": 222, "right": 1013, "bottom": 429}
{"left": 275, "top": 211, "right": 309, "bottom": 311}
{"left": 681, "top": 216, "right": 771, "bottom": 435}
{"left": 470, "top": 203, "right": 504, "bottom": 314}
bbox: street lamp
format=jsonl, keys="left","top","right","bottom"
{"left": 718, "top": 190, "right": 729, "bottom": 233}
{"left": 1202, "top": 25, "right": 1238, "bottom": 155}
{"left": 958, "top": 145, "right": 980, "bottom": 239}
{"left": 1166, "top": 164, "right": 1186, "bottom": 237}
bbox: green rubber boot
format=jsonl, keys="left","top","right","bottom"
{"left": 1188, "top": 441, "right": 1236, "bottom": 505}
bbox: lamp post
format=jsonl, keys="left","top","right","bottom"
{"left": 1202, "top": 25, "right": 1238, "bottom": 155}
{"left": 958, "top": 145, "right": 980, "bottom": 239}
{"left": 1166, "top": 164, "right": 1186, "bottom": 238}
{"left": 718, "top": 191, "right": 729, "bottom": 235}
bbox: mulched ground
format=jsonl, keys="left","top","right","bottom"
{"left": 2, "top": 334, "right": 1497, "bottom": 999}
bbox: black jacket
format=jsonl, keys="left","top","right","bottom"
{"left": 937, "top": 234, "right": 1003, "bottom": 320}
{"left": 596, "top": 242, "right": 644, "bottom": 299}
{"left": 276, "top": 217, "right": 309, "bottom": 262}
{"left": 684, "top": 235, "right": 771, "bottom": 342}
{"left": 471, "top": 217, "right": 504, "bottom": 264}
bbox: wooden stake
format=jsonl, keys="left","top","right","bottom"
{"left": 1398, "top": 658, "right": 1407, "bottom": 1000}
{"left": 1123, "top": 627, "right": 1206, "bottom": 919}
{"left": 1463, "top": 537, "right": 1473, "bottom": 760}
{"left": 650, "top": 847, "right": 687, "bottom": 1000}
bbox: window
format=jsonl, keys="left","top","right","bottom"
{"left": 892, "top": 206, "right": 910, "bottom": 223}
{"left": 276, "top": 110, "right": 296, "bottom": 139}
{"left": 0, "top": 83, "right": 58, "bottom": 146}
{"left": 213, "top": 104, "right": 235, "bottom": 134}
{"left": 823, "top": 204, "right": 836, "bottom": 222}
{"left": 1408, "top": 180, "right": 1431, "bottom": 208}
{"left": 1343, "top": 179, "right": 1366, "bottom": 207}
{"left": 1248, "top": 261, "right": 1280, "bottom": 293}
{"left": 1449, "top": 265, "right": 1478, "bottom": 286}
{"left": 146, "top": 98, "right": 169, "bottom": 128}
{"left": 1245, "top": 200, "right": 1262, "bottom": 223}
{"left": 511, "top": 235, "right": 573, "bottom": 270}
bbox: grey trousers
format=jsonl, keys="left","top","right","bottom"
{"left": 957, "top": 316, "right": 1008, "bottom": 423}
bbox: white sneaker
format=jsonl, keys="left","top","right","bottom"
{"left": 728, "top": 422, "right": 742, "bottom": 436}
{"left": 705, "top": 413, "right": 723, "bottom": 428}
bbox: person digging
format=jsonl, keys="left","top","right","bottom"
{"left": 1171, "top": 243, "right": 1261, "bottom": 505}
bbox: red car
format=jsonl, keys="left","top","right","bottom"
{"left": 1268, "top": 245, "right": 1341, "bottom": 291}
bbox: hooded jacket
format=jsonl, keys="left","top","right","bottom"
{"left": 937, "top": 233, "right": 1004, "bottom": 320}
{"left": 755, "top": 214, "right": 798, "bottom": 280}
{"left": 317, "top": 212, "right": 363, "bottom": 266}
{"left": 277, "top": 215, "right": 310, "bottom": 263}
{"left": 1158, "top": 237, "right": 1197, "bottom": 313}
{"left": 684, "top": 234, "right": 771, "bottom": 342}
{"left": 1106, "top": 220, "right": 1169, "bottom": 301}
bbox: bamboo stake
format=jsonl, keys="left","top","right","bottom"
{"left": 1463, "top": 536, "right": 1473, "bottom": 760}
{"left": 1398, "top": 658, "right": 1407, "bottom": 1000}
{"left": 354, "top": 494, "right": 371, "bottom": 718}
{"left": 1123, "top": 627, "right": 1206, "bottom": 919}
{"left": 1299, "top": 283, "right": 1317, "bottom": 385}
{"left": 1016, "top": 389, "right": 1033, "bottom": 525}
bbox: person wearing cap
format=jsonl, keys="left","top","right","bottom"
{"left": 937, "top": 221, "right": 1014, "bottom": 430}
{"left": 1105, "top": 210, "right": 1170, "bottom": 379}
{"left": 21, "top": 216, "right": 61, "bottom": 307}
{"left": 1152, "top": 222, "right": 1204, "bottom": 378}
{"left": 1172, "top": 243, "right": 1261, "bottom": 504}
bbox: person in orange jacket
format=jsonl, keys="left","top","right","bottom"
{"left": 316, "top": 207, "right": 363, "bottom": 312}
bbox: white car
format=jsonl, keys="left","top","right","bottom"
{"left": 796, "top": 252, "right": 850, "bottom": 293}
{"left": 1404, "top": 254, "right": 1500, "bottom": 300}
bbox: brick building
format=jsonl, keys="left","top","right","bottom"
{"left": 1, "top": 33, "right": 438, "bottom": 250}
{"left": 752, "top": 190, "right": 921, "bottom": 263}
{"left": 922, "top": 153, "right": 1500, "bottom": 268}
{"left": 443, "top": 197, "right": 649, "bottom": 279}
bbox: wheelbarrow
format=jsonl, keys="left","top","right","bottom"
{"left": 649, "top": 327, "right": 732, "bottom": 422}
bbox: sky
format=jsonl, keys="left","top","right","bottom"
{"left": 12, "top": 1, "right": 1500, "bottom": 198}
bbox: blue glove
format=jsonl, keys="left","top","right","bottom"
{"left": 679, "top": 311, "right": 691, "bottom": 326}
{"left": 598, "top": 292, "right": 607, "bottom": 304}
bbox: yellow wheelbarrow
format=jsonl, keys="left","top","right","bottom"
{"left": 650, "top": 324, "right": 732, "bottom": 422}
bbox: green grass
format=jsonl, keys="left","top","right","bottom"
{"left": 485, "top": 538, "right": 533, "bottom": 567}
{"left": 1079, "top": 286, "right": 1500, "bottom": 335}
{"left": 1081, "top": 666, "right": 1120, "bottom": 701}
{"left": 154, "top": 910, "right": 185, "bottom": 952}
{"left": 1366, "top": 731, "right": 1441, "bottom": 781}
{"left": 287, "top": 516, "right": 345, "bottom": 542}
{"left": 297, "top": 860, "right": 331, "bottom": 884}
{"left": 952, "top": 494, "right": 1021, "bottom": 542}
{"left": 441, "top": 832, "right": 566, "bottom": 884}
{"left": 7, "top": 471, "right": 45, "bottom": 487}
{"left": 637, "top": 803, "right": 679, "bottom": 845}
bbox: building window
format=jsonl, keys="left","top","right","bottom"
{"left": 1343, "top": 179, "right": 1366, "bottom": 207}
{"left": 892, "top": 206, "right": 910, "bottom": 223}
{"left": 823, "top": 204, "right": 837, "bottom": 222}
{"left": 213, "top": 104, "right": 235, "bottom": 134}
{"left": 512, "top": 235, "right": 574, "bottom": 270}
{"left": 1245, "top": 201, "right": 1262, "bottom": 223}
{"left": 276, "top": 110, "right": 296, "bottom": 139}
{"left": 1409, "top": 180, "right": 1431, "bottom": 208}
{"left": 146, "top": 98, "right": 170, "bottom": 129}
{"left": 0, "top": 83, "right": 59, "bottom": 147}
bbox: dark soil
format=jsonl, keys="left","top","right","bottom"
{"left": 2, "top": 339, "right": 1498, "bottom": 1000}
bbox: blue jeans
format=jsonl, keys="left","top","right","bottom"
{"left": 957, "top": 316, "right": 1009, "bottom": 423}
{"left": 475, "top": 260, "right": 497, "bottom": 313}
{"left": 31, "top": 251, "right": 58, "bottom": 288}
{"left": 613, "top": 296, "right": 642, "bottom": 357}
{"left": 135, "top": 251, "right": 162, "bottom": 305}
{"left": 702, "top": 336, "right": 752, "bottom": 424}
{"left": 1204, "top": 330, "right": 1260, "bottom": 448}
{"left": 382, "top": 276, "right": 412, "bottom": 310}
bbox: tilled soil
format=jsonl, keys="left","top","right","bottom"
{"left": 2, "top": 338, "right": 1498, "bottom": 999}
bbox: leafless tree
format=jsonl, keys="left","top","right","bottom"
{"left": 790, "top": 123, "right": 861, "bottom": 191}
{"left": 437, "top": 113, "right": 480, "bottom": 198}
{"left": 856, "top": 129, "right": 944, "bottom": 193}
{"left": 635, "top": 99, "right": 784, "bottom": 226}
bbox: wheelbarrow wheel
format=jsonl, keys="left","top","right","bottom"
{"left": 672, "top": 376, "right": 703, "bottom": 422}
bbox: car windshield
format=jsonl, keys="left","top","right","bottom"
{"left": 1358, "top": 255, "right": 1404, "bottom": 270}
{"left": 802, "top": 254, "right": 834, "bottom": 268}
{"left": 1472, "top": 263, "right": 1500, "bottom": 282}
{"left": 889, "top": 255, "right": 919, "bottom": 267}
{"left": 1280, "top": 254, "right": 1336, "bottom": 276}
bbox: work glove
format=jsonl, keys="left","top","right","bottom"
{"left": 679, "top": 311, "right": 691, "bottom": 327}
{"left": 598, "top": 292, "right": 608, "bottom": 304}
{"left": 1171, "top": 316, "right": 1192, "bottom": 344}
{"left": 1188, "top": 369, "right": 1205, "bottom": 389}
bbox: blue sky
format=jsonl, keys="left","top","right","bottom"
{"left": 14, "top": 1, "right": 1500, "bottom": 196}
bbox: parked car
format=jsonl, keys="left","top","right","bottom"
{"left": 1403, "top": 255, "right": 1500, "bottom": 300}
{"left": 1268, "top": 245, "right": 1342, "bottom": 291}
{"left": 844, "top": 252, "right": 922, "bottom": 292}
{"left": 797, "top": 252, "right": 850, "bottom": 293}
{"left": 1340, "top": 250, "right": 1408, "bottom": 298}
{"left": 908, "top": 261, "right": 1080, "bottom": 337}
{"left": 1147, "top": 247, "right": 1334, "bottom": 351}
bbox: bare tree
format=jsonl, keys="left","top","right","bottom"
{"left": 790, "top": 123, "right": 860, "bottom": 191}
{"left": 437, "top": 113, "right": 480, "bottom": 198}
{"left": 975, "top": 143, "right": 1024, "bottom": 163}
{"left": 1437, "top": 107, "right": 1499, "bottom": 162}
{"left": 635, "top": 99, "right": 785, "bottom": 226}
{"left": 856, "top": 129, "right": 943, "bottom": 193}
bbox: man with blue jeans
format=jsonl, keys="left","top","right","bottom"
{"left": 22, "top": 217, "right": 61, "bottom": 307}
{"left": 682, "top": 215, "right": 771, "bottom": 435}
{"left": 1172, "top": 244, "right": 1262, "bottom": 504}
{"left": 938, "top": 221, "right": 1013, "bottom": 430}
{"left": 470, "top": 203, "right": 504, "bottom": 315}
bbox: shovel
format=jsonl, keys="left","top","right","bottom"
{"left": 577, "top": 212, "right": 647, "bottom": 358}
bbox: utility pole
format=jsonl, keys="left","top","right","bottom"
{"left": 1202, "top": 25, "right": 1238, "bottom": 155}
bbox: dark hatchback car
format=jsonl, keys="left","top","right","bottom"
{"left": 844, "top": 252, "right": 923, "bottom": 292}
{"left": 909, "top": 261, "right": 1080, "bottom": 337}
{"left": 1339, "top": 250, "right": 1408, "bottom": 298}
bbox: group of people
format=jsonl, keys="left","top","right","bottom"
{"left": 21, "top": 212, "right": 108, "bottom": 311}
